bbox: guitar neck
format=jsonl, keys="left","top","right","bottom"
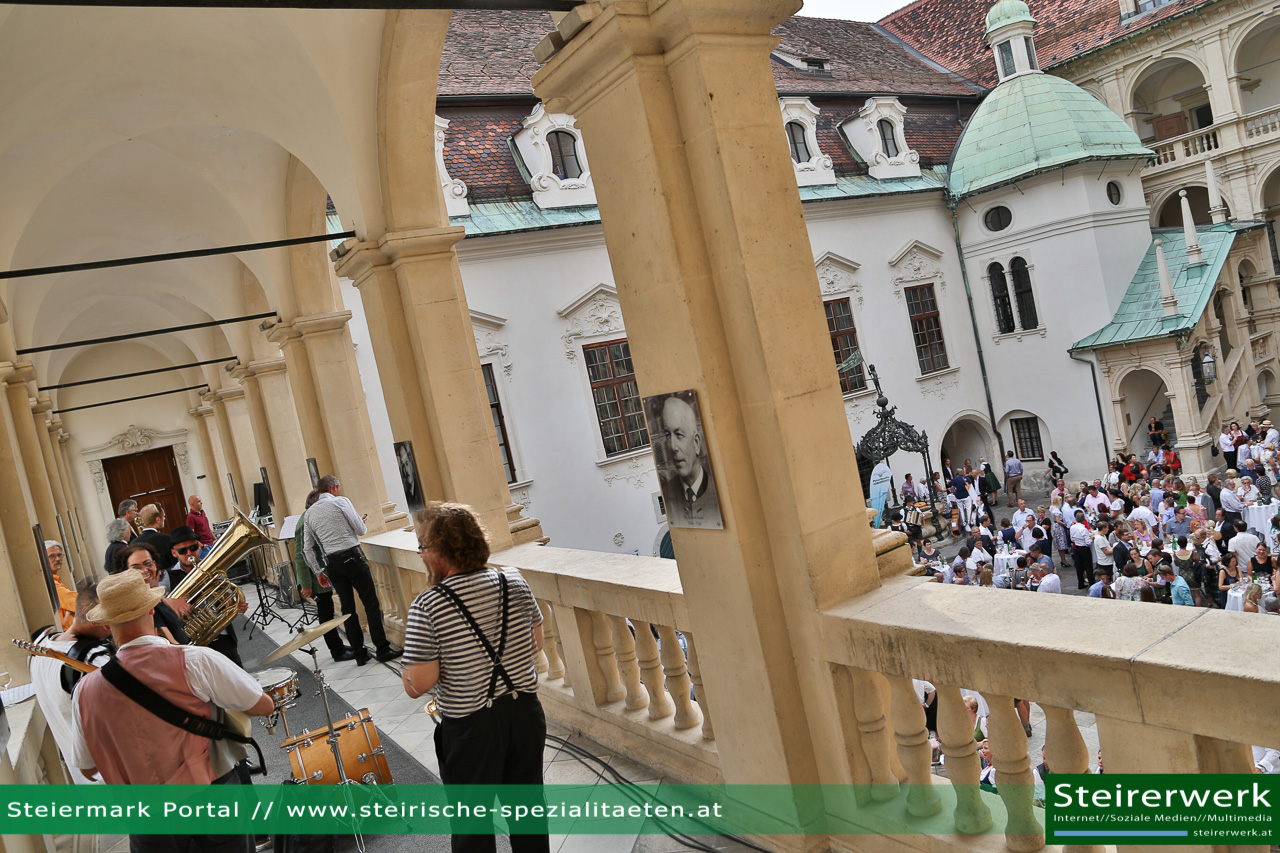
{"left": 11, "top": 638, "right": 99, "bottom": 674}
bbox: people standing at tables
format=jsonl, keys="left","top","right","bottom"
{"left": 1227, "top": 520, "right": 1260, "bottom": 567}
{"left": 1213, "top": 508, "right": 1236, "bottom": 550}
{"left": 1083, "top": 485, "right": 1109, "bottom": 514}
{"left": 1034, "top": 564, "right": 1062, "bottom": 594}
{"left": 1219, "top": 480, "right": 1245, "bottom": 522}
{"left": 1088, "top": 568, "right": 1112, "bottom": 598}
{"left": 1159, "top": 566, "right": 1195, "bottom": 605}
{"left": 1237, "top": 476, "right": 1262, "bottom": 505}
{"left": 1218, "top": 553, "right": 1243, "bottom": 608}
{"left": 1111, "top": 526, "right": 1132, "bottom": 574}
{"left": 1112, "top": 563, "right": 1146, "bottom": 601}
{"left": 1131, "top": 518, "right": 1154, "bottom": 550}
{"left": 1166, "top": 506, "right": 1192, "bottom": 541}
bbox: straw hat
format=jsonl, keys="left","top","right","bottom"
{"left": 86, "top": 570, "right": 163, "bottom": 624}
{"left": 1263, "top": 420, "right": 1274, "bottom": 428}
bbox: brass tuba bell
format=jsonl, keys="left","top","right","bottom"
{"left": 170, "top": 508, "right": 270, "bottom": 645}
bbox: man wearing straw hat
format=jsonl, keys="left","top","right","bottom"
{"left": 71, "top": 570, "right": 273, "bottom": 799}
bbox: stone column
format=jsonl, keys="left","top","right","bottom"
{"left": 0, "top": 362, "right": 59, "bottom": 640}
{"left": 204, "top": 389, "right": 247, "bottom": 513}
{"left": 533, "top": 0, "right": 878, "bottom": 791}
{"left": 1164, "top": 355, "right": 1215, "bottom": 476}
{"left": 189, "top": 405, "right": 230, "bottom": 519}
{"left": 268, "top": 311, "right": 400, "bottom": 532}
{"left": 52, "top": 421, "right": 92, "bottom": 575}
{"left": 4, "top": 366, "right": 59, "bottom": 543}
{"left": 336, "top": 231, "right": 539, "bottom": 547}
{"left": 231, "top": 361, "right": 291, "bottom": 522}
{"left": 32, "top": 397, "right": 77, "bottom": 585}
{"left": 254, "top": 359, "right": 313, "bottom": 513}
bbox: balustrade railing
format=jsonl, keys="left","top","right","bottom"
{"left": 1147, "top": 126, "right": 1219, "bottom": 170}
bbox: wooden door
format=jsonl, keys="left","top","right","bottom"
{"left": 102, "top": 446, "right": 185, "bottom": 533}
{"left": 1152, "top": 113, "right": 1187, "bottom": 142}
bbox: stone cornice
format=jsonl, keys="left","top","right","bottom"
{"left": 293, "top": 311, "right": 353, "bottom": 336}
{"left": 32, "top": 395, "right": 53, "bottom": 414}
{"left": 248, "top": 357, "right": 287, "bottom": 377}
{"left": 265, "top": 323, "right": 303, "bottom": 346}
{"left": 335, "top": 227, "right": 467, "bottom": 285}
{"left": 188, "top": 405, "right": 215, "bottom": 420}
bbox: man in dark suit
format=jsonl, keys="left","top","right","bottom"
{"left": 1214, "top": 508, "right": 1236, "bottom": 551}
{"left": 131, "top": 504, "right": 179, "bottom": 588}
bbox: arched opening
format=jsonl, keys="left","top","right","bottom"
{"left": 1118, "top": 368, "right": 1172, "bottom": 454}
{"left": 786, "top": 121, "right": 811, "bottom": 163}
{"left": 988, "top": 262, "right": 1014, "bottom": 334}
{"left": 1156, "top": 186, "right": 1218, "bottom": 227}
{"left": 1258, "top": 167, "right": 1280, "bottom": 274}
{"left": 1259, "top": 369, "right": 1274, "bottom": 407}
{"left": 1235, "top": 16, "right": 1280, "bottom": 117}
{"left": 877, "top": 119, "right": 899, "bottom": 159}
{"left": 548, "top": 129, "right": 583, "bottom": 179}
{"left": 940, "top": 417, "right": 993, "bottom": 474}
{"left": 1131, "top": 58, "right": 1211, "bottom": 143}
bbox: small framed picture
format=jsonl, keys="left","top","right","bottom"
{"left": 642, "top": 389, "right": 724, "bottom": 530}
{"left": 394, "top": 440, "right": 425, "bottom": 515}
{"left": 306, "top": 458, "right": 320, "bottom": 490}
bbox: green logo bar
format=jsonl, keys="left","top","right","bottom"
{"left": 1045, "top": 774, "right": 1279, "bottom": 845}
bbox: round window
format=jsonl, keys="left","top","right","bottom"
{"left": 1106, "top": 181, "right": 1123, "bottom": 206}
{"left": 984, "top": 205, "right": 1012, "bottom": 232}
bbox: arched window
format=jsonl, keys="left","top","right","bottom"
{"left": 1010, "top": 257, "right": 1038, "bottom": 330}
{"left": 989, "top": 263, "right": 1015, "bottom": 334}
{"left": 786, "top": 121, "right": 811, "bottom": 163}
{"left": 878, "top": 119, "right": 900, "bottom": 159}
{"left": 547, "top": 130, "right": 583, "bottom": 179}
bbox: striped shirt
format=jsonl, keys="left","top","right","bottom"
{"left": 403, "top": 567, "right": 543, "bottom": 718}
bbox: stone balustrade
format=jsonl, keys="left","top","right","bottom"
{"left": 1147, "top": 126, "right": 1220, "bottom": 172}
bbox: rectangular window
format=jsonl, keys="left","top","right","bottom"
{"left": 905, "top": 284, "right": 950, "bottom": 375}
{"left": 584, "top": 339, "right": 649, "bottom": 456}
{"left": 824, "top": 298, "right": 866, "bottom": 394}
{"left": 998, "top": 41, "right": 1016, "bottom": 77}
{"left": 1011, "top": 417, "right": 1044, "bottom": 461}
{"left": 481, "top": 363, "right": 515, "bottom": 484}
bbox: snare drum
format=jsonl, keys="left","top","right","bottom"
{"left": 255, "top": 667, "right": 299, "bottom": 708}
{"left": 281, "top": 709, "right": 392, "bottom": 785}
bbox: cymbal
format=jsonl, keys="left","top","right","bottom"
{"left": 262, "top": 615, "right": 351, "bottom": 664}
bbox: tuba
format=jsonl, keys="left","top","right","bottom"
{"left": 170, "top": 509, "right": 270, "bottom": 645}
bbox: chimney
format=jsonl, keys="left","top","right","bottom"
{"left": 1180, "top": 190, "right": 1203, "bottom": 265}
{"left": 1205, "top": 159, "right": 1228, "bottom": 224}
{"left": 1156, "top": 238, "right": 1179, "bottom": 317}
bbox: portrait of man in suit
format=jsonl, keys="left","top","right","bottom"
{"left": 395, "top": 440, "right": 425, "bottom": 514}
{"left": 644, "top": 390, "right": 724, "bottom": 530}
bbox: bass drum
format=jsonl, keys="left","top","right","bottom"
{"left": 281, "top": 709, "right": 392, "bottom": 785}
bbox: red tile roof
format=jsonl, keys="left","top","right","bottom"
{"left": 438, "top": 9, "right": 981, "bottom": 99}
{"left": 880, "top": 0, "right": 1218, "bottom": 89}
{"left": 438, "top": 106, "right": 532, "bottom": 201}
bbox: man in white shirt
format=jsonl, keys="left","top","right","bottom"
{"left": 1011, "top": 499, "right": 1033, "bottom": 531}
{"left": 1128, "top": 496, "right": 1159, "bottom": 531}
{"left": 1069, "top": 511, "right": 1094, "bottom": 590}
{"left": 1264, "top": 419, "right": 1280, "bottom": 451}
{"left": 1083, "top": 486, "right": 1109, "bottom": 514}
{"left": 1227, "top": 520, "right": 1260, "bottom": 566}
{"left": 1219, "top": 480, "right": 1245, "bottom": 522}
{"left": 31, "top": 582, "right": 114, "bottom": 785}
{"left": 1035, "top": 567, "right": 1062, "bottom": 594}
{"left": 1092, "top": 521, "right": 1114, "bottom": 571}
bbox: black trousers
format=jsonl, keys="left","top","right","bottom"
{"left": 311, "top": 591, "right": 348, "bottom": 656}
{"left": 208, "top": 625, "right": 242, "bottom": 669}
{"left": 129, "top": 766, "right": 252, "bottom": 853}
{"left": 327, "top": 548, "right": 390, "bottom": 655}
{"left": 434, "top": 692, "right": 550, "bottom": 853}
{"left": 1225, "top": 450, "right": 1237, "bottom": 472}
{"left": 1073, "top": 544, "right": 1093, "bottom": 589}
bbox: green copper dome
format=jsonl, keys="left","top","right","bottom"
{"left": 948, "top": 73, "right": 1152, "bottom": 199}
{"left": 985, "top": 0, "right": 1035, "bottom": 37}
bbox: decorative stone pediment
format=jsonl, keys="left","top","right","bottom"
{"left": 471, "top": 309, "right": 512, "bottom": 378}
{"left": 435, "top": 116, "right": 470, "bottom": 218}
{"left": 82, "top": 424, "right": 186, "bottom": 458}
{"left": 815, "top": 251, "right": 863, "bottom": 306}
{"left": 558, "top": 284, "right": 624, "bottom": 361}
{"left": 889, "top": 240, "right": 947, "bottom": 299}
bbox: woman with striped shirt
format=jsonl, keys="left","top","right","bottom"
{"left": 401, "top": 502, "right": 548, "bottom": 853}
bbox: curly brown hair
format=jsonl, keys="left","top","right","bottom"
{"left": 111, "top": 542, "right": 158, "bottom": 576}
{"left": 414, "top": 502, "right": 490, "bottom": 582}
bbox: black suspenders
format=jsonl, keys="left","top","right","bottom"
{"left": 432, "top": 570, "right": 518, "bottom": 705}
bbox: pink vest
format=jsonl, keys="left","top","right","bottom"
{"left": 77, "top": 643, "right": 214, "bottom": 784}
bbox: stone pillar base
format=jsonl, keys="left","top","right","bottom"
{"left": 507, "top": 503, "right": 548, "bottom": 546}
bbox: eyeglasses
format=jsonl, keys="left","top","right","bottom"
{"left": 131, "top": 559, "right": 157, "bottom": 572}
{"left": 175, "top": 544, "right": 200, "bottom": 555}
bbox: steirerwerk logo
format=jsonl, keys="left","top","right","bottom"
{"left": 1046, "top": 775, "right": 1278, "bottom": 845}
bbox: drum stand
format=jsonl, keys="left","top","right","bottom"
{"left": 302, "top": 645, "right": 354, "bottom": 785}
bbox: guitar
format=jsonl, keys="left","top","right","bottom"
{"left": 11, "top": 638, "right": 253, "bottom": 737}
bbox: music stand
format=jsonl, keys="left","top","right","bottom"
{"left": 243, "top": 543, "right": 287, "bottom": 639}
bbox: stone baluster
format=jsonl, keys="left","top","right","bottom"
{"left": 983, "top": 692, "right": 1044, "bottom": 852}
{"left": 632, "top": 621, "right": 674, "bottom": 720}
{"left": 1042, "top": 705, "right": 1100, "bottom": 853}
{"left": 847, "top": 668, "right": 900, "bottom": 801}
{"left": 610, "top": 615, "right": 648, "bottom": 711}
{"left": 539, "top": 601, "right": 568, "bottom": 686}
{"left": 935, "top": 686, "right": 992, "bottom": 834}
{"left": 656, "top": 626, "right": 702, "bottom": 730}
{"left": 589, "top": 611, "right": 626, "bottom": 703}
{"left": 886, "top": 675, "right": 941, "bottom": 817}
{"left": 683, "top": 632, "right": 714, "bottom": 739}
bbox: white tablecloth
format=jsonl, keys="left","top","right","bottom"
{"left": 994, "top": 552, "right": 1022, "bottom": 575}
{"left": 1225, "top": 586, "right": 1247, "bottom": 612}
{"left": 1243, "top": 502, "right": 1279, "bottom": 548}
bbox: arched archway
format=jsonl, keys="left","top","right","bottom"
{"left": 1156, "top": 186, "right": 1221, "bottom": 227}
{"left": 1234, "top": 15, "right": 1280, "bottom": 117}
{"left": 940, "top": 414, "right": 995, "bottom": 474}
{"left": 1259, "top": 369, "right": 1275, "bottom": 408}
{"left": 1118, "top": 367, "right": 1171, "bottom": 454}
{"left": 1130, "top": 57, "right": 1212, "bottom": 143}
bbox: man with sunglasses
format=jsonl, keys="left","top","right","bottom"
{"left": 170, "top": 525, "right": 249, "bottom": 668}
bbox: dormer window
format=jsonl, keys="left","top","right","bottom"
{"left": 512, "top": 104, "right": 595, "bottom": 209}
{"left": 840, "top": 97, "right": 921, "bottom": 180}
{"left": 805, "top": 59, "right": 828, "bottom": 73}
{"left": 786, "top": 122, "right": 812, "bottom": 163}
{"left": 548, "top": 130, "right": 583, "bottom": 180}
{"left": 878, "top": 120, "right": 899, "bottom": 159}
{"left": 779, "top": 98, "right": 836, "bottom": 187}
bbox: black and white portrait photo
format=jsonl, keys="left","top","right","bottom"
{"left": 306, "top": 457, "right": 320, "bottom": 490}
{"left": 394, "top": 440, "right": 425, "bottom": 515}
{"left": 642, "top": 389, "right": 724, "bottom": 530}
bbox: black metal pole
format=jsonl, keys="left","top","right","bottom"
{"left": 53, "top": 384, "right": 209, "bottom": 415}
{"left": 39, "top": 357, "right": 238, "bottom": 391}
{"left": 18, "top": 312, "right": 276, "bottom": 355}
{"left": 1, "top": 231, "right": 354, "bottom": 281}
